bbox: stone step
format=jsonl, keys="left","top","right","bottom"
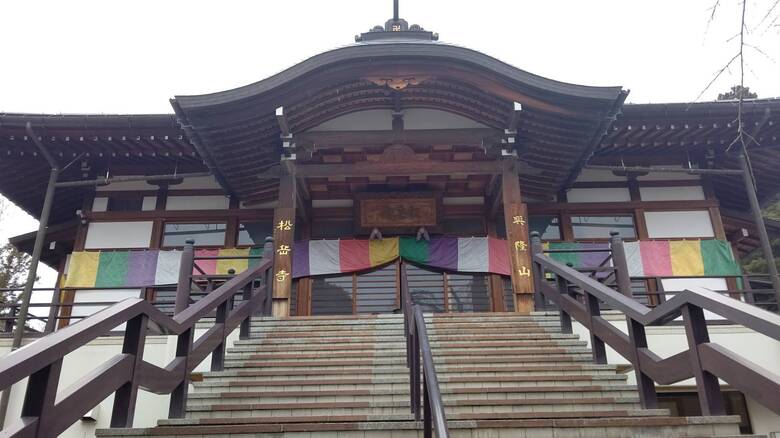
{"left": 184, "top": 385, "right": 640, "bottom": 406}
{"left": 192, "top": 374, "right": 628, "bottom": 392}
{"left": 222, "top": 346, "right": 591, "bottom": 361}
{"left": 248, "top": 313, "right": 558, "bottom": 326}
{"left": 96, "top": 415, "right": 744, "bottom": 437}
{"left": 227, "top": 339, "right": 588, "bottom": 353}
{"left": 224, "top": 353, "right": 594, "bottom": 369}
{"left": 236, "top": 332, "right": 579, "bottom": 345}
{"left": 184, "top": 397, "right": 644, "bottom": 418}
{"left": 180, "top": 408, "right": 671, "bottom": 423}
{"left": 200, "top": 364, "right": 623, "bottom": 381}
{"left": 251, "top": 324, "right": 560, "bottom": 336}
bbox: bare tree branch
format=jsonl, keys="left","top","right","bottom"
{"left": 689, "top": 53, "right": 740, "bottom": 107}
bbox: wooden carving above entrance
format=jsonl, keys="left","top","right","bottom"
{"left": 357, "top": 193, "right": 438, "bottom": 230}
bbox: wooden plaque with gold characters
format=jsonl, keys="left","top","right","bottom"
{"left": 358, "top": 195, "right": 438, "bottom": 229}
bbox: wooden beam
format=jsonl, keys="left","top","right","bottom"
{"left": 584, "top": 164, "right": 743, "bottom": 176}
{"left": 508, "top": 102, "right": 522, "bottom": 132}
{"left": 258, "top": 160, "right": 502, "bottom": 179}
{"left": 295, "top": 128, "right": 502, "bottom": 148}
{"left": 275, "top": 107, "right": 290, "bottom": 137}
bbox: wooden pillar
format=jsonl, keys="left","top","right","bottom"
{"left": 485, "top": 212, "right": 506, "bottom": 312}
{"left": 502, "top": 158, "right": 534, "bottom": 314}
{"left": 271, "top": 171, "right": 296, "bottom": 317}
{"left": 295, "top": 216, "right": 313, "bottom": 316}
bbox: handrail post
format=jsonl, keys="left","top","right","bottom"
{"left": 212, "top": 271, "right": 230, "bottom": 370}
{"left": 44, "top": 286, "right": 61, "bottom": 334}
{"left": 262, "top": 237, "right": 274, "bottom": 317}
{"left": 530, "top": 231, "right": 545, "bottom": 311}
{"left": 168, "top": 326, "right": 193, "bottom": 418}
{"left": 609, "top": 231, "right": 633, "bottom": 297}
{"left": 556, "top": 273, "right": 572, "bottom": 334}
{"left": 626, "top": 317, "right": 658, "bottom": 409}
{"left": 111, "top": 314, "right": 149, "bottom": 427}
{"left": 174, "top": 240, "right": 196, "bottom": 314}
{"left": 583, "top": 291, "right": 607, "bottom": 364}
{"left": 20, "top": 357, "right": 63, "bottom": 437}
{"left": 169, "top": 239, "right": 196, "bottom": 419}
{"left": 239, "top": 282, "right": 253, "bottom": 340}
{"left": 682, "top": 304, "right": 725, "bottom": 415}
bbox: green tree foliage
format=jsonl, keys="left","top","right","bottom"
{"left": 0, "top": 198, "right": 34, "bottom": 326}
{"left": 0, "top": 243, "right": 32, "bottom": 306}
{"left": 717, "top": 85, "right": 758, "bottom": 101}
{"left": 742, "top": 199, "right": 780, "bottom": 274}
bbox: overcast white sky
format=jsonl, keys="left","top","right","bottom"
{"left": 1, "top": 0, "right": 779, "bottom": 287}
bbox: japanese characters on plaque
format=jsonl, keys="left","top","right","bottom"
{"left": 274, "top": 219, "right": 293, "bottom": 284}
{"left": 512, "top": 214, "right": 532, "bottom": 279}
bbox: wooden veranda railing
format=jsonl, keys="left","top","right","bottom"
{"left": 530, "top": 231, "right": 780, "bottom": 416}
{"left": 400, "top": 263, "right": 450, "bottom": 438}
{"left": 0, "top": 238, "right": 275, "bottom": 437}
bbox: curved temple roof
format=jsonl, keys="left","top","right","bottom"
{"left": 171, "top": 39, "right": 627, "bottom": 204}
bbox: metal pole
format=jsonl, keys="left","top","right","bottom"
{"left": 0, "top": 124, "right": 60, "bottom": 429}
{"left": 738, "top": 153, "right": 780, "bottom": 301}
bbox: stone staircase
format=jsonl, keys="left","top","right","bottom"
{"left": 98, "top": 312, "right": 753, "bottom": 437}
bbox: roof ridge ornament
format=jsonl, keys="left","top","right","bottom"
{"left": 355, "top": 0, "right": 438, "bottom": 42}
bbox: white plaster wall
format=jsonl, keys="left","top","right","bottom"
{"left": 574, "top": 168, "right": 627, "bottom": 183}
{"left": 165, "top": 195, "right": 230, "bottom": 211}
{"left": 92, "top": 197, "right": 109, "bottom": 212}
{"left": 644, "top": 210, "right": 714, "bottom": 238}
{"left": 746, "top": 396, "right": 780, "bottom": 436}
{"left": 0, "top": 326, "right": 243, "bottom": 437}
{"left": 661, "top": 278, "right": 730, "bottom": 319}
{"left": 566, "top": 187, "right": 631, "bottom": 203}
{"left": 639, "top": 186, "right": 705, "bottom": 201}
{"left": 72, "top": 290, "right": 142, "bottom": 320}
{"left": 142, "top": 196, "right": 157, "bottom": 211}
{"left": 84, "top": 221, "right": 154, "bottom": 249}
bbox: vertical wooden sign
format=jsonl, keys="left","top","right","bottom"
{"left": 502, "top": 158, "right": 534, "bottom": 314}
{"left": 272, "top": 207, "right": 294, "bottom": 316}
{"left": 271, "top": 172, "right": 296, "bottom": 317}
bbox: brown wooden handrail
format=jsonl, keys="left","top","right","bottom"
{"left": 400, "top": 262, "right": 450, "bottom": 438}
{"left": 0, "top": 239, "right": 275, "bottom": 437}
{"left": 530, "top": 231, "right": 780, "bottom": 417}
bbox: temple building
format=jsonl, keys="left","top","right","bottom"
{"left": 1, "top": 5, "right": 779, "bottom": 438}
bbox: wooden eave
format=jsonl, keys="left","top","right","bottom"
{"left": 0, "top": 113, "right": 204, "bottom": 224}
{"left": 595, "top": 99, "right": 780, "bottom": 211}
{"left": 171, "top": 40, "right": 627, "bottom": 206}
